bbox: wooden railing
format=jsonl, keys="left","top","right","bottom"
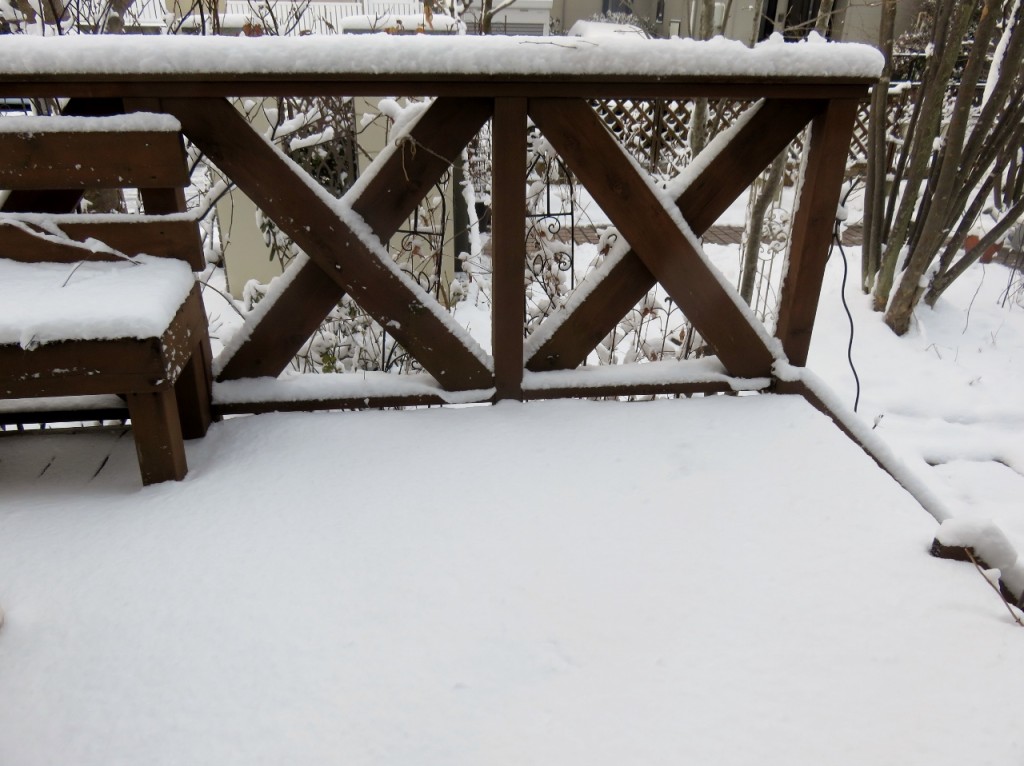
{"left": 0, "top": 35, "right": 878, "bottom": 418}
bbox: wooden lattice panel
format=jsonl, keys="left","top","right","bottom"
{"left": 592, "top": 97, "right": 897, "bottom": 185}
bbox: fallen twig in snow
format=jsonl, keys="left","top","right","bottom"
{"left": 965, "top": 549, "right": 1024, "bottom": 628}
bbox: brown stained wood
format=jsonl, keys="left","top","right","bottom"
{"left": 173, "top": 309, "right": 215, "bottom": 440}
{"left": 528, "top": 97, "right": 776, "bottom": 379}
{"left": 676, "top": 99, "right": 826, "bottom": 232}
{"left": 491, "top": 98, "right": 528, "bottom": 400}
{"left": 139, "top": 186, "right": 188, "bottom": 216}
{"left": 929, "top": 539, "right": 985, "bottom": 565}
{"left": 209, "top": 379, "right": 755, "bottom": 415}
{"left": 355, "top": 98, "right": 493, "bottom": 234}
{"left": 0, "top": 130, "right": 190, "bottom": 190}
{"left": 120, "top": 101, "right": 192, "bottom": 216}
{"left": 0, "top": 218, "right": 204, "bottom": 268}
{"left": 1, "top": 339, "right": 171, "bottom": 397}
{"left": 0, "top": 285, "right": 205, "bottom": 398}
{"left": 216, "top": 264, "right": 350, "bottom": 381}
{"left": 527, "top": 254, "right": 656, "bottom": 372}
{"left": 0, "top": 98, "right": 124, "bottom": 214}
{"left": 0, "top": 73, "right": 878, "bottom": 418}
{"left": 0, "top": 285, "right": 209, "bottom": 483}
{"left": 0, "top": 93, "right": 212, "bottom": 483}
{"left": 0, "top": 77, "right": 876, "bottom": 102}
{"left": 134, "top": 182, "right": 205, "bottom": 272}
{"left": 165, "top": 97, "right": 493, "bottom": 390}
{"left": 528, "top": 98, "right": 827, "bottom": 372}
{"left": 196, "top": 96, "right": 494, "bottom": 384}
{"left": 524, "top": 381, "right": 745, "bottom": 400}
{"left": 213, "top": 393, "right": 455, "bottom": 416}
{"left": 775, "top": 98, "right": 861, "bottom": 367}
{"left": 126, "top": 389, "right": 187, "bottom": 484}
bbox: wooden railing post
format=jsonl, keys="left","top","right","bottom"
{"left": 490, "top": 97, "right": 528, "bottom": 401}
{"left": 775, "top": 97, "right": 860, "bottom": 367}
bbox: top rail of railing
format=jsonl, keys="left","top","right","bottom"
{"left": 0, "top": 34, "right": 883, "bottom": 98}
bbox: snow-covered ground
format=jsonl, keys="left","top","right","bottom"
{"left": 809, "top": 249, "right": 1024, "bottom": 553}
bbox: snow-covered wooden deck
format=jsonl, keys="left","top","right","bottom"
{"left": 1, "top": 35, "right": 1019, "bottom": 762}
{"left": 1, "top": 396, "right": 1020, "bottom": 765}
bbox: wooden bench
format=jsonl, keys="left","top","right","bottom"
{"left": 0, "top": 113, "right": 214, "bottom": 485}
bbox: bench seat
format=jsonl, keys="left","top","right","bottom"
{"left": 0, "top": 110, "right": 214, "bottom": 485}
{"left": 0, "top": 257, "right": 212, "bottom": 484}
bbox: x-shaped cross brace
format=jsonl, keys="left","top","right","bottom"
{"left": 163, "top": 96, "right": 495, "bottom": 390}
{"left": 523, "top": 95, "right": 860, "bottom": 378}
{"left": 54, "top": 93, "right": 855, "bottom": 395}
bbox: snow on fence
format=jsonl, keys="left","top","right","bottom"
{"left": 0, "top": 34, "right": 880, "bottom": 414}
{"left": 3, "top": 34, "right": 963, "bottom": 520}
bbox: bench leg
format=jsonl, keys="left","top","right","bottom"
{"left": 126, "top": 390, "right": 188, "bottom": 485}
{"left": 175, "top": 335, "right": 215, "bottom": 440}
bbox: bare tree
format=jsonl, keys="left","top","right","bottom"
{"left": 738, "top": 1, "right": 840, "bottom": 308}
{"left": 462, "top": 0, "right": 517, "bottom": 34}
{"left": 686, "top": 0, "right": 716, "bottom": 156}
{"left": 860, "top": 0, "right": 896, "bottom": 292}
{"left": 867, "top": 0, "right": 1024, "bottom": 334}
{"left": 814, "top": 0, "right": 836, "bottom": 35}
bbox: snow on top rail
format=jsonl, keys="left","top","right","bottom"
{"left": 0, "top": 113, "right": 181, "bottom": 133}
{"left": 0, "top": 33, "right": 883, "bottom": 81}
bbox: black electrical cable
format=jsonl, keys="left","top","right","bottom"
{"left": 830, "top": 183, "right": 861, "bottom": 413}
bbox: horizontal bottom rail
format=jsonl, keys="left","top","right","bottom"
{"left": 522, "top": 380, "right": 753, "bottom": 400}
{"left": 214, "top": 393, "right": 456, "bottom": 416}
{"left": 0, "top": 379, "right": 774, "bottom": 424}
{"left": 214, "top": 379, "right": 771, "bottom": 415}
{"left": 1, "top": 359, "right": 777, "bottom": 423}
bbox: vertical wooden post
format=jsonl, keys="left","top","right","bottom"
{"left": 775, "top": 97, "right": 860, "bottom": 367}
{"left": 175, "top": 333, "right": 215, "bottom": 440}
{"left": 490, "top": 98, "right": 528, "bottom": 401}
{"left": 126, "top": 390, "right": 188, "bottom": 485}
{"left": 124, "top": 97, "right": 190, "bottom": 216}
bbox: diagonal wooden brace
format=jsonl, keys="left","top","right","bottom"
{"left": 526, "top": 98, "right": 827, "bottom": 374}
{"left": 164, "top": 97, "right": 493, "bottom": 390}
{"left": 528, "top": 97, "right": 781, "bottom": 379}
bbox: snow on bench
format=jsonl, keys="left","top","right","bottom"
{"left": 0, "top": 257, "right": 195, "bottom": 349}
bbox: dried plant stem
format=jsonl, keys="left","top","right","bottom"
{"left": 964, "top": 549, "right": 1024, "bottom": 627}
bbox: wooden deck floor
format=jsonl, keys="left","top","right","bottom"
{"left": 0, "top": 395, "right": 1017, "bottom": 765}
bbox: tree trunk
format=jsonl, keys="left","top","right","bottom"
{"left": 861, "top": 0, "right": 896, "bottom": 292}
{"left": 923, "top": 194, "right": 1024, "bottom": 305}
{"left": 814, "top": 0, "right": 836, "bottom": 36}
{"left": 884, "top": 0, "right": 997, "bottom": 334}
{"left": 871, "top": 0, "right": 973, "bottom": 313}
{"left": 687, "top": 0, "right": 716, "bottom": 157}
{"left": 481, "top": 0, "right": 492, "bottom": 34}
{"left": 452, "top": 151, "right": 471, "bottom": 273}
{"left": 739, "top": 150, "right": 787, "bottom": 305}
